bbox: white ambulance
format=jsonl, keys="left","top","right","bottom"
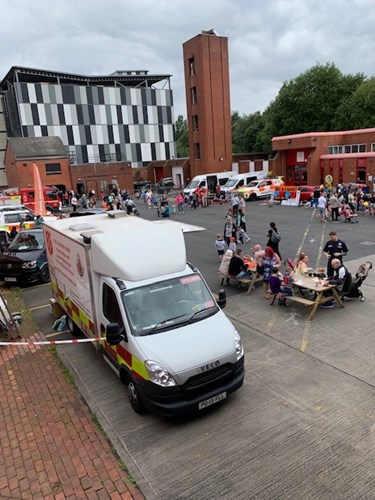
{"left": 43, "top": 213, "right": 245, "bottom": 416}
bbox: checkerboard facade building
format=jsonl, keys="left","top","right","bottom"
{"left": 1, "top": 67, "right": 176, "bottom": 168}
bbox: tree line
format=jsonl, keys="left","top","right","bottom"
{"left": 175, "top": 62, "right": 375, "bottom": 157}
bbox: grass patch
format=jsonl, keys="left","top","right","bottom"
{"left": 90, "top": 410, "right": 137, "bottom": 485}
{"left": 48, "top": 345, "right": 76, "bottom": 386}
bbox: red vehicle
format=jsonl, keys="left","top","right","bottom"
{"left": 20, "top": 185, "right": 62, "bottom": 213}
{"left": 274, "top": 185, "right": 315, "bottom": 204}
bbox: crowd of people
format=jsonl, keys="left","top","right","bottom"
{"left": 216, "top": 199, "right": 352, "bottom": 309}
{"left": 312, "top": 183, "right": 375, "bottom": 223}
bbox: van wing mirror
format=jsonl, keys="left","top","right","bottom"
{"left": 217, "top": 289, "right": 227, "bottom": 309}
{"left": 106, "top": 323, "right": 127, "bottom": 344}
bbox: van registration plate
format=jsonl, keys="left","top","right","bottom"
{"left": 4, "top": 277, "right": 17, "bottom": 282}
{"left": 198, "top": 392, "right": 226, "bottom": 410}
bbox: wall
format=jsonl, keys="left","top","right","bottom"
{"left": 5, "top": 81, "right": 176, "bottom": 168}
{"left": 70, "top": 162, "right": 133, "bottom": 194}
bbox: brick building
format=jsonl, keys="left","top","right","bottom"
{"left": 4, "top": 136, "right": 71, "bottom": 190}
{"left": 270, "top": 128, "right": 375, "bottom": 188}
{"left": 183, "top": 30, "right": 232, "bottom": 177}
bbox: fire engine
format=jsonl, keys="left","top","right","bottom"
{"left": 20, "top": 185, "right": 61, "bottom": 213}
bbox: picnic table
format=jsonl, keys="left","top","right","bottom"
{"left": 289, "top": 274, "right": 344, "bottom": 320}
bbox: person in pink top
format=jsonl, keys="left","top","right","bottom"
{"left": 175, "top": 192, "right": 185, "bottom": 214}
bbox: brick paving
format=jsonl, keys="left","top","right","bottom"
{"left": 0, "top": 333, "right": 144, "bottom": 499}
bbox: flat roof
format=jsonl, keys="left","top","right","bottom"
{"left": 273, "top": 128, "right": 375, "bottom": 141}
{"left": 1, "top": 66, "right": 172, "bottom": 91}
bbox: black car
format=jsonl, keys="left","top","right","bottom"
{"left": 0, "top": 229, "right": 49, "bottom": 285}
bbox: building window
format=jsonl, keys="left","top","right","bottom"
{"left": 192, "top": 115, "right": 199, "bottom": 132}
{"left": 194, "top": 142, "right": 200, "bottom": 160}
{"left": 188, "top": 57, "right": 196, "bottom": 76}
{"left": 191, "top": 87, "right": 197, "bottom": 105}
{"left": 329, "top": 143, "right": 367, "bottom": 154}
{"left": 45, "top": 163, "right": 61, "bottom": 175}
{"left": 371, "top": 143, "right": 375, "bottom": 152}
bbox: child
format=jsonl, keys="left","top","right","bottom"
{"left": 228, "top": 236, "right": 237, "bottom": 254}
{"left": 215, "top": 233, "right": 225, "bottom": 262}
{"left": 237, "top": 227, "right": 250, "bottom": 244}
{"left": 251, "top": 244, "right": 265, "bottom": 265}
{"left": 269, "top": 267, "right": 293, "bottom": 306}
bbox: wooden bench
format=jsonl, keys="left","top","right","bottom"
{"left": 219, "top": 271, "right": 262, "bottom": 295}
{"left": 287, "top": 296, "right": 315, "bottom": 306}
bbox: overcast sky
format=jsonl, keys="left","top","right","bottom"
{"left": 2, "top": 0, "right": 375, "bottom": 120}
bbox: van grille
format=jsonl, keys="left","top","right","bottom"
{"left": 182, "top": 363, "right": 234, "bottom": 396}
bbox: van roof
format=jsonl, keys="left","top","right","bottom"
{"left": 43, "top": 213, "right": 204, "bottom": 281}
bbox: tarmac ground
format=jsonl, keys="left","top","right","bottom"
{"left": 1, "top": 199, "right": 375, "bottom": 499}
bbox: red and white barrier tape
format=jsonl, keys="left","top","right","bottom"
{"left": 0, "top": 337, "right": 105, "bottom": 346}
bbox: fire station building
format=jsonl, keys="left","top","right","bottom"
{"left": 270, "top": 128, "right": 375, "bottom": 188}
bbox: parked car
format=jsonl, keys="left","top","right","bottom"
{"left": 298, "top": 186, "right": 316, "bottom": 203}
{"left": 0, "top": 228, "right": 49, "bottom": 285}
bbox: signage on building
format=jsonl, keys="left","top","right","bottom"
{"left": 296, "top": 152, "right": 305, "bottom": 162}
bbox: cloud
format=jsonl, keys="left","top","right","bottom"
{"left": 1, "top": 0, "right": 375, "bottom": 118}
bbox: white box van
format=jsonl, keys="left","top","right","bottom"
{"left": 220, "top": 172, "right": 268, "bottom": 199}
{"left": 184, "top": 171, "right": 235, "bottom": 198}
{"left": 43, "top": 213, "right": 245, "bottom": 416}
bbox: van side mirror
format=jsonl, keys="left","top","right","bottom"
{"left": 106, "top": 323, "right": 127, "bottom": 344}
{"left": 217, "top": 289, "right": 227, "bottom": 309}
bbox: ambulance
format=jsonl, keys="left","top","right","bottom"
{"left": 237, "top": 178, "right": 284, "bottom": 201}
{"left": 43, "top": 213, "right": 245, "bottom": 416}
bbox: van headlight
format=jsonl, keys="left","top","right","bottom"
{"left": 234, "top": 330, "right": 244, "bottom": 360}
{"left": 145, "top": 360, "right": 177, "bottom": 387}
{"left": 22, "top": 260, "right": 37, "bottom": 269}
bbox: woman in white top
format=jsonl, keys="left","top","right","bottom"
{"left": 295, "top": 253, "right": 314, "bottom": 275}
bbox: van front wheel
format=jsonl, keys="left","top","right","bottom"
{"left": 249, "top": 193, "right": 257, "bottom": 202}
{"left": 127, "top": 380, "right": 145, "bottom": 414}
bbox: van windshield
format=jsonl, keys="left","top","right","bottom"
{"left": 246, "top": 181, "right": 259, "bottom": 188}
{"left": 185, "top": 180, "right": 201, "bottom": 190}
{"left": 122, "top": 274, "right": 218, "bottom": 336}
{"left": 223, "top": 179, "right": 238, "bottom": 188}
{"left": 8, "top": 231, "right": 44, "bottom": 251}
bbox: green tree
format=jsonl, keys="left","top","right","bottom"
{"left": 232, "top": 111, "right": 265, "bottom": 153}
{"left": 333, "top": 77, "right": 375, "bottom": 130}
{"left": 259, "top": 63, "right": 365, "bottom": 152}
{"left": 175, "top": 115, "right": 189, "bottom": 158}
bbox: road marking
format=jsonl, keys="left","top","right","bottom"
{"left": 46, "top": 330, "right": 70, "bottom": 338}
{"left": 29, "top": 304, "right": 50, "bottom": 311}
{"left": 300, "top": 319, "right": 311, "bottom": 352}
{"left": 294, "top": 208, "right": 316, "bottom": 261}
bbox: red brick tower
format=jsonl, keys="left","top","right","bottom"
{"left": 183, "top": 30, "right": 232, "bottom": 177}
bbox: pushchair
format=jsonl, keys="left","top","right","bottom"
{"left": 343, "top": 261, "right": 372, "bottom": 301}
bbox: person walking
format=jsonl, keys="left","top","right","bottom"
{"left": 223, "top": 216, "right": 235, "bottom": 246}
{"left": 266, "top": 222, "right": 281, "bottom": 259}
{"left": 323, "top": 231, "right": 348, "bottom": 278}
{"left": 317, "top": 192, "right": 327, "bottom": 222}
{"left": 328, "top": 192, "right": 341, "bottom": 223}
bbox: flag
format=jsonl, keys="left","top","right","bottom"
{"left": 32, "top": 162, "right": 47, "bottom": 217}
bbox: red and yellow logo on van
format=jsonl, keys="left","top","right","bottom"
{"left": 45, "top": 230, "right": 53, "bottom": 255}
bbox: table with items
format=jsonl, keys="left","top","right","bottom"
{"left": 288, "top": 273, "right": 345, "bottom": 320}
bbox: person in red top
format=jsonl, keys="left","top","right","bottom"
{"left": 194, "top": 187, "right": 202, "bottom": 206}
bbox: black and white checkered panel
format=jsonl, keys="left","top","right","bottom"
{"left": 16, "top": 82, "right": 176, "bottom": 166}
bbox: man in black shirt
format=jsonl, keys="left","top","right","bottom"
{"left": 228, "top": 249, "right": 252, "bottom": 280}
{"left": 323, "top": 231, "right": 348, "bottom": 277}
